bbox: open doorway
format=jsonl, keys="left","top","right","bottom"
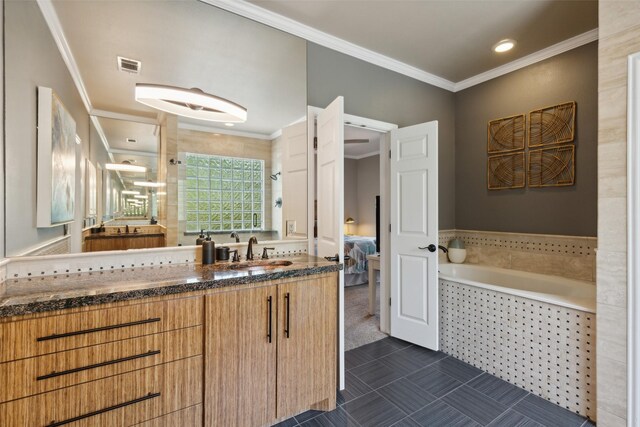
{"left": 344, "top": 122, "right": 386, "bottom": 351}
{"left": 342, "top": 124, "right": 386, "bottom": 350}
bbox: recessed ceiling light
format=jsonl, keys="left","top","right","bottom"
{"left": 126, "top": 138, "right": 137, "bottom": 144}
{"left": 134, "top": 195, "right": 149, "bottom": 199}
{"left": 122, "top": 190, "right": 140, "bottom": 195}
{"left": 214, "top": 133, "right": 221, "bottom": 136}
{"left": 224, "top": 123, "right": 234, "bottom": 127}
{"left": 493, "top": 39, "right": 516, "bottom": 53}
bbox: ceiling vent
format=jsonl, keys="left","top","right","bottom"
{"left": 126, "top": 138, "right": 137, "bottom": 144}
{"left": 117, "top": 56, "right": 141, "bottom": 74}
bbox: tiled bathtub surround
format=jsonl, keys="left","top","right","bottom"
{"left": 440, "top": 279, "right": 596, "bottom": 420}
{"left": 439, "top": 230, "right": 597, "bottom": 282}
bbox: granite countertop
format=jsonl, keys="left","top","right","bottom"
{"left": 0, "top": 255, "right": 342, "bottom": 318}
{"left": 84, "top": 232, "right": 165, "bottom": 240}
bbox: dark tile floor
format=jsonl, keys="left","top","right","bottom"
{"left": 273, "top": 337, "right": 594, "bottom": 427}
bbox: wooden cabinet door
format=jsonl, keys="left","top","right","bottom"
{"left": 205, "top": 285, "right": 277, "bottom": 427}
{"left": 276, "top": 274, "right": 337, "bottom": 418}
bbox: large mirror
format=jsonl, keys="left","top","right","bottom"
{"left": 4, "top": 0, "right": 308, "bottom": 256}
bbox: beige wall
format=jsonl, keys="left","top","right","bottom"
{"left": 597, "top": 1, "right": 640, "bottom": 426}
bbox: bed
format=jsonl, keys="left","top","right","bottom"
{"left": 344, "top": 235, "right": 377, "bottom": 286}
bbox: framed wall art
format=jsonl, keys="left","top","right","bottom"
{"left": 528, "top": 101, "right": 576, "bottom": 147}
{"left": 487, "top": 113, "right": 526, "bottom": 153}
{"left": 487, "top": 152, "right": 526, "bottom": 190}
{"left": 85, "top": 159, "right": 97, "bottom": 217}
{"left": 528, "top": 145, "right": 575, "bottom": 188}
{"left": 37, "top": 87, "right": 77, "bottom": 227}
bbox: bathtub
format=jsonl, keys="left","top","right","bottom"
{"left": 438, "top": 262, "right": 596, "bottom": 418}
{"left": 438, "top": 262, "right": 595, "bottom": 313}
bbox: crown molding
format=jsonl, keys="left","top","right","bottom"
{"left": 453, "top": 29, "right": 599, "bottom": 92}
{"left": 91, "top": 109, "right": 159, "bottom": 125}
{"left": 36, "top": 0, "right": 117, "bottom": 169}
{"left": 36, "top": 0, "right": 92, "bottom": 113}
{"left": 178, "top": 122, "right": 273, "bottom": 140}
{"left": 203, "top": 1, "right": 597, "bottom": 93}
{"left": 344, "top": 150, "right": 380, "bottom": 160}
{"left": 200, "top": 0, "right": 456, "bottom": 92}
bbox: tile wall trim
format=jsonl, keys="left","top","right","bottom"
{"left": 3, "top": 239, "right": 308, "bottom": 279}
{"left": 439, "top": 229, "right": 597, "bottom": 282}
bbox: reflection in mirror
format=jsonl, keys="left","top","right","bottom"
{"left": 4, "top": 0, "right": 307, "bottom": 256}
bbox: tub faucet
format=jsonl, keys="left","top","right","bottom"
{"left": 246, "top": 236, "right": 258, "bottom": 261}
{"left": 438, "top": 245, "right": 448, "bottom": 253}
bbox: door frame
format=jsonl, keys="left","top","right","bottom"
{"left": 627, "top": 51, "right": 640, "bottom": 427}
{"left": 308, "top": 106, "right": 396, "bottom": 387}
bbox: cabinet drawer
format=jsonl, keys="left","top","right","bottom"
{"left": 0, "top": 326, "right": 202, "bottom": 403}
{"left": 0, "top": 297, "right": 202, "bottom": 362}
{"left": 0, "top": 356, "right": 203, "bottom": 427}
{"left": 134, "top": 404, "right": 202, "bottom": 426}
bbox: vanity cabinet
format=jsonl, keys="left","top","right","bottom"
{"left": 0, "top": 296, "right": 204, "bottom": 426}
{"left": 205, "top": 273, "right": 337, "bottom": 427}
{"left": 0, "top": 270, "right": 338, "bottom": 427}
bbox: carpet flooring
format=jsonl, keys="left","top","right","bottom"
{"left": 345, "top": 281, "right": 387, "bottom": 351}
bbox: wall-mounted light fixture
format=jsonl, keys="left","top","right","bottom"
{"left": 134, "top": 181, "right": 166, "bottom": 188}
{"left": 105, "top": 163, "right": 146, "bottom": 173}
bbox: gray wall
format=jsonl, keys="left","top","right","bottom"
{"left": 4, "top": 1, "right": 111, "bottom": 256}
{"left": 344, "top": 158, "right": 359, "bottom": 228}
{"left": 356, "top": 155, "right": 380, "bottom": 237}
{"left": 455, "top": 42, "right": 598, "bottom": 236}
{"left": 307, "top": 43, "right": 456, "bottom": 229}
{"left": 343, "top": 155, "right": 380, "bottom": 237}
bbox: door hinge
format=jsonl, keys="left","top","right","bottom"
{"left": 389, "top": 224, "right": 391, "bottom": 232}
{"left": 389, "top": 150, "right": 391, "bottom": 159}
{"left": 313, "top": 136, "right": 318, "bottom": 150}
{"left": 389, "top": 297, "right": 391, "bottom": 306}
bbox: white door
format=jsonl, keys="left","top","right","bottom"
{"left": 316, "top": 96, "right": 345, "bottom": 388}
{"left": 282, "top": 120, "right": 308, "bottom": 239}
{"left": 390, "top": 121, "right": 439, "bottom": 349}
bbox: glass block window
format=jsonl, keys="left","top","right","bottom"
{"left": 184, "top": 153, "right": 264, "bottom": 232}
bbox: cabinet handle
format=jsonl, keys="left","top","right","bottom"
{"left": 37, "top": 318, "right": 161, "bottom": 342}
{"left": 267, "top": 296, "right": 273, "bottom": 343}
{"left": 36, "top": 350, "right": 161, "bottom": 381}
{"left": 46, "top": 392, "right": 161, "bottom": 426}
{"left": 284, "top": 292, "right": 290, "bottom": 338}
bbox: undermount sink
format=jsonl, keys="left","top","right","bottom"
{"left": 229, "top": 260, "right": 293, "bottom": 271}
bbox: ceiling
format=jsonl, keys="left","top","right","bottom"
{"left": 247, "top": 0, "right": 598, "bottom": 83}
{"left": 344, "top": 126, "right": 381, "bottom": 159}
{"left": 52, "top": 0, "right": 307, "bottom": 136}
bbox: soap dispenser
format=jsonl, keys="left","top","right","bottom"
{"left": 202, "top": 232, "right": 216, "bottom": 265}
{"left": 196, "top": 229, "right": 206, "bottom": 245}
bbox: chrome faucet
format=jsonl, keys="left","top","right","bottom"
{"left": 230, "top": 231, "right": 240, "bottom": 243}
{"left": 246, "top": 236, "right": 258, "bottom": 261}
